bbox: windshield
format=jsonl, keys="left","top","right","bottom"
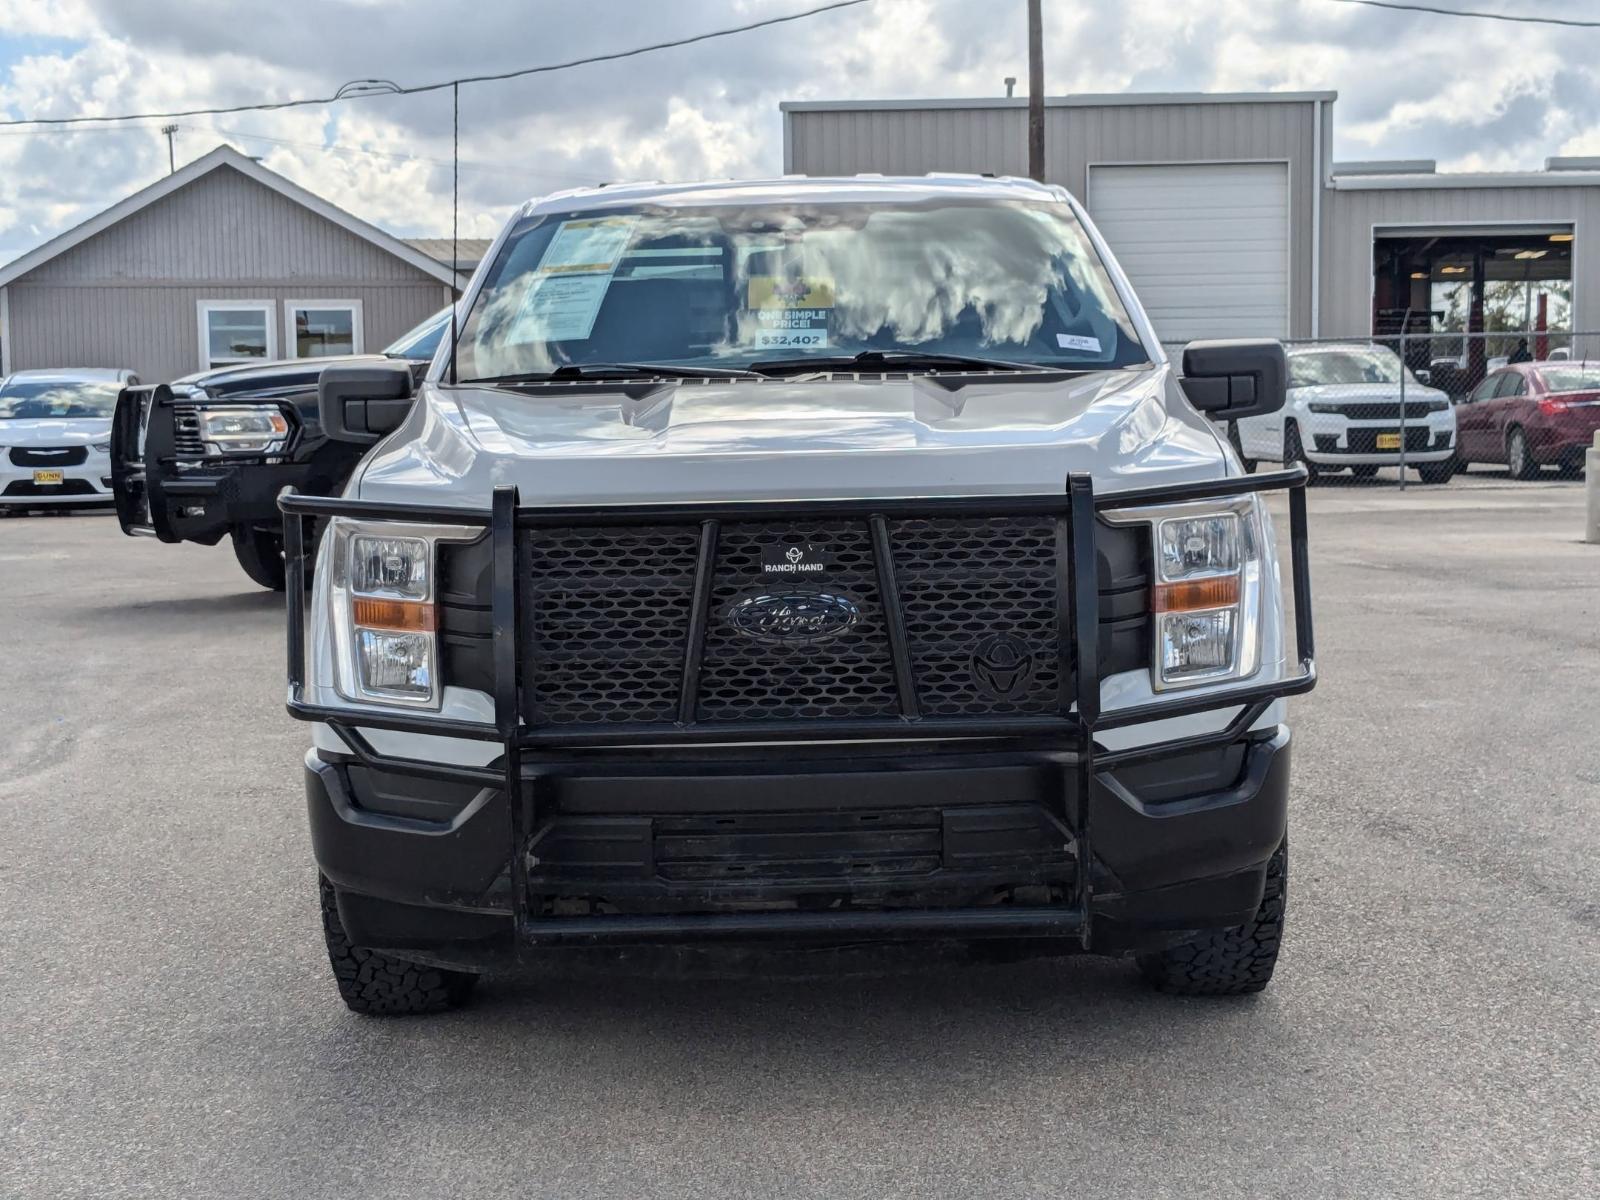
{"left": 1537, "top": 365, "right": 1600, "bottom": 393}
{"left": 383, "top": 309, "right": 450, "bottom": 361}
{"left": 1289, "top": 347, "right": 1420, "bottom": 389}
{"left": 0, "top": 379, "right": 122, "bottom": 419}
{"left": 453, "top": 199, "right": 1151, "bottom": 380}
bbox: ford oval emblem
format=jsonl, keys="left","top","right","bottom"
{"left": 725, "top": 589, "right": 859, "bottom": 646}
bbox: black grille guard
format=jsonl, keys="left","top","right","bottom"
{"left": 280, "top": 467, "right": 1315, "bottom": 947}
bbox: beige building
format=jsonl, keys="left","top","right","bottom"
{"left": 0, "top": 144, "right": 478, "bottom": 382}
{"left": 782, "top": 92, "right": 1600, "bottom": 345}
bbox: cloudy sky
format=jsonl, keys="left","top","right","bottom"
{"left": 0, "top": 0, "right": 1596, "bottom": 260}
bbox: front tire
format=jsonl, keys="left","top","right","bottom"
{"left": 230, "top": 526, "right": 286, "bottom": 591}
{"left": 1137, "top": 841, "right": 1287, "bottom": 996}
{"left": 1506, "top": 427, "right": 1540, "bottom": 480}
{"left": 320, "top": 876, "right": 478, "bottom": 1016}
{"left": 1283, "top": 423, "right": 1319, "bottom": 484}
{"left": 1417, "top": 460, "right": 1455, "bottom": 485}
{"left": 1350, "top": 464, "right": 1379, "bottom": 480}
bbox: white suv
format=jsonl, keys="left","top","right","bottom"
{"left": 1232, "top": 343, "right": 1456, "bottom": 483}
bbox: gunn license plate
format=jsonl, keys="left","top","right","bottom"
{"left": 1375, "top": 432, "right": 1402, "bottom": 451}
{"left": 32, "top": 469, "right": 65, "bottom": 485}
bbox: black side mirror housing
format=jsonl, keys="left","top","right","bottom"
{"left": 1178, "top": 339, "right": 1288, "bottom": 420}
{"left": 319, "top": 364, "right": 415, "bottom": 445}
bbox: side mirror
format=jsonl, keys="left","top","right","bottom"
{"left": 319, "top": 363, "right": 415, "bottom": 445}
{"left": 1178, "top": 339, "right": 1287, "bottom": 420}
{"left": 1415, "top": 368, "right": 1431, "bottom": 385}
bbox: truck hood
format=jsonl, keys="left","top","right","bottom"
{"left": 350, "top": 365, "right": 1233, "bottom": 507}
{"left": 0, "top": 417, "right": 110, "bottom": 446}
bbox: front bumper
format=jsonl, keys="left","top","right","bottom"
{"left": 284, "top": 466, "right": 1316, "bottom": 959}
{"left": 309, "top": 726, "right": 1292, "bottom": 967}
{"left": 1305, "top": 419, "right": 1455, "bottom": 465}
{"left": 0, "top": 450, "right": 113, "bottom": 506}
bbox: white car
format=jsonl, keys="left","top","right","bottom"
{"left": 1231, "top": 343, "right": 1456, "bottom": 483}
{"left": 0, "top": 368, "right": 138, "bottom": 508}
{"left": 277, "top": 175, "right": 1318, "bottom": 1013}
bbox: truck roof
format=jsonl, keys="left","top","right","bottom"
{"left": 522, "top": 173, "right": 1064, "bottom": 218}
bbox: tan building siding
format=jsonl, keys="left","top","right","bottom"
{"left": 2, "top": 160, "right": 452, "bottom": 381}
{"left": 6, "top": 282, "right": 447, "bottom": 382}
{"left": 1320, "top": 184, "right": 1600, "bottom": 338}
{"left": 784, "top": 97, "right": 1325, "bottom": 338}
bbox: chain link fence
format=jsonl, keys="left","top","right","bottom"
{"left": 1173, "top": 329, "right": 1600, "bottom": 487}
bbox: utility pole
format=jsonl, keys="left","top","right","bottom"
{"left": 161, "top": 124, "right": 178, "bottom": 174}
{"left": 1027, "top": 0, "right": 1045, "bottom": 182}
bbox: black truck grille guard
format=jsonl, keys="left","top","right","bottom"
{"left": 110, "top": 384, "right": 294, "bottom": 541}
{"left": 280, "top": 468, "right": 1316, "bottom": 948}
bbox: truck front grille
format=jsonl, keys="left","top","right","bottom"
{"left": 519, "top": 515, "right": 1069, "bottom": 728}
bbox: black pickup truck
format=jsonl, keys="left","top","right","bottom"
{"left": 111, "top": 308, "right": 449, "bottom": 589}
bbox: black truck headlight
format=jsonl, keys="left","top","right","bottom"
{"left": 1105, "top": 495, "right": 1265, "bottom": 691}
{"left": 326, "top": 520, "right": 477, "bottom": 709}
{"left": 197, "top": 405, "right": 290, "bottom": 454}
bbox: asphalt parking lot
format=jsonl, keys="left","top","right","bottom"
{"left": 3, "top": 474, "right": 1596, "bottom": 1200}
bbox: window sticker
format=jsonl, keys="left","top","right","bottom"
{"left": 507, "top": 273, "right": 613, "bottom": 344}
{"left": 1057, "top": 333, "right": 1103, "bottom": 353}
{"left": 537, "top": 216, "right": 639, "bottom": 275}
{"left": 745, "top": 276, "right": 835, "bottom": 351}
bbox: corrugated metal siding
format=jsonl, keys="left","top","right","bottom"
{"left": 785, "top": 100, "right": 1318, "bottom": 336}
{"left": 789, "top": 106, "right": 1026, "bottom": 178}
{"left": 1321, "top": 185, "right": 1600, "bottom": 337}
{"left": 6, "top": 164, "right": 450, "bottom": 380}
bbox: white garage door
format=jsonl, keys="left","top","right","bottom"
{"left": 1088, "top": 162, "right": 1290, "bottom": 345}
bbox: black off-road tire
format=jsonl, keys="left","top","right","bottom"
{"left": 231, "top": 526, "right": 287, "bottom": 591}
{"left": 1417, "top": 460, "right": 1455, "bottom": 485}
{"left": 1137, "top": 841, "right": 1287, "bottom": 996}
{"left": 319, "top": 876, "right": 478, "bottom": 1016}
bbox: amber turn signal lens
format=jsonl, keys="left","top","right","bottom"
{"left": 1152, "top": 575, "right": 1240, "bottom": 613}
{"left": 351, "top": 597, "right": 437, "bottom": 632}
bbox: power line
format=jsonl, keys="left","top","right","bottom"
{"left": 1329, "top": 0, "right": 1600, "bottom": 27}
{"left": 0, "top": 0, "right": 873, "bottom": 128}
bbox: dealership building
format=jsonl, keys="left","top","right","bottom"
{"left": 781, "top": 91, "right": 1600, "bottom": 347}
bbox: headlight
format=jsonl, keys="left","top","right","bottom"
{"left": 92, "top": 439, "right": 112, "bottom": 453}
{"left": 326, "top": 519, "right": 477, "bottom": 709}
{"left": 1307, "top": 402, "right": 1342, "bottom": 414}
{"left": 197, "top": 405, "right": 290, "bottom": 454}
{"left": 1106, "top": 495, "right": 1264, "bottom": 690}
{"left": 1422, "top": 398, "right": 1448, "bottom": 413}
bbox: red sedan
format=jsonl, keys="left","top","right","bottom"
{"left": 1455, "top": 361, "right": 1600, "bottom": 478}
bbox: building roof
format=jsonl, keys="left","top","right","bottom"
{"left": 403, "top": 237, "right": 494, "bottom": 271}
{"left": 0, "top": 144, "right": 464, "bottom": 290}
{"left": 780, "top": 91, "right": 1337, "bottom": 113}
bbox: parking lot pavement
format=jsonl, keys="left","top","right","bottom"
{"left": 2, "top": 486, "right": 1596, "bottom": 1200}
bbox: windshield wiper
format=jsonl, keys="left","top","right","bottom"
{"left": 748, "top": 349, "right": 1054, "bottom": 377}
{"left": 471, "top": 361, "right": 763, "bottom": 384}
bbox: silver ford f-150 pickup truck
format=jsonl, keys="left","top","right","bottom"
{"left": 282, "top": 174, "right": 1315, "bottom": 1014}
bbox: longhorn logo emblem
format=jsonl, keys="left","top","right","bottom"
{"left": 970, "top": 634, "right": 1034, "bottom": 698}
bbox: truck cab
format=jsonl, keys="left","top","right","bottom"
{"left": 284, "top": 175, "right": 1314, "bottom": 1014}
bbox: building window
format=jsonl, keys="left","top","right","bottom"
{"left": 198, "top": 301, "right": 275, "bottom": 371}
{"left": 287, "top": 300, "right": 363, "bottom": 359}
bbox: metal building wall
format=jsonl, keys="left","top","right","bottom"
{"left": 1320, "top": 183, "right": 1600, "bottom": 338}
{"left": 5, "top": 165, "right": 450, "bottom": 382}
{"left": 783, "top": 96, "right": 1325, "bottom": 337}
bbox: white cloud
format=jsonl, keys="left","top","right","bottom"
{"left": 1, "top": 0, "right": 1599, "bottom": 259}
